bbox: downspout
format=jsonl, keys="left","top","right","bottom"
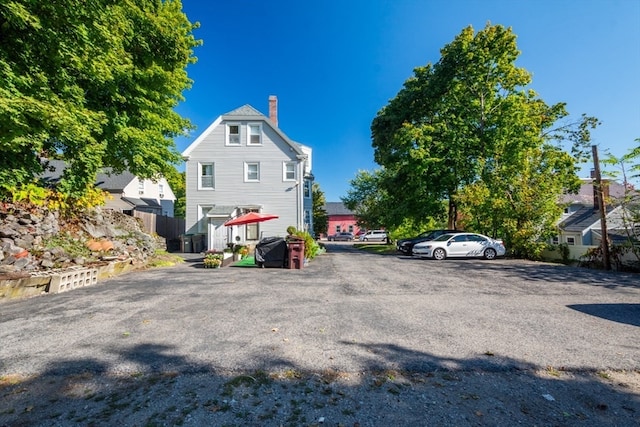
{"left": 296, "top": 154, "right": 307, "bottom": 231}
{"left": 298, "top": 161, "right": 304, "bottom": 230}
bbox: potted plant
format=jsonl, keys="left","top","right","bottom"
{"left": 239, "top": 246, "right": 249, "bottom": 259}
{"left": 203, "top": 252, "right": 223, "bottom": 268}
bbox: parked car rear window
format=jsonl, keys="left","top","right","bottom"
{"left": 434, "top": 234, "right": 454, "bottom": 241}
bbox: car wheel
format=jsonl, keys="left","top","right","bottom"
{"left": 433, "top": 248, "right": 446, "bottom": 260}
{"left": 484, "top": 248, "right": 497, "bottom": 260}
{"left": 363, "top": 238, "right": 368, "bottom": 241}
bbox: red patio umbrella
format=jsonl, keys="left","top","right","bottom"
{"left": 224, "top": 212, "right": 279, "bottom": 226}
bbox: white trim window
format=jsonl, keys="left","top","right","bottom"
{"left": 138, "top": 179, "right": 145, "bottom": 194}
{"left": 566, "top": 236, "right": 576, "bottom": 245}
{"left": 226, "top": 123, "right": 240, "bottom": 145}
{"left": 304, "top": 180, "right": 311, "bottom": 198}
{"left": 246, "top": 223, "right": 259, "bottom": 240}
{"left": 283, "top": 162, "right": 296, "bottom": 181}
{"left": 241, "top": 208, "right": 260, "bottom": 240}
{"left": 247, "top": 123, "right": 262, "bottom": 145}
{"left": 244, "top": 162, "right": 260, "bottom": 182}
{"left": 199, "top": 162, "right": 215, "bottom": 189}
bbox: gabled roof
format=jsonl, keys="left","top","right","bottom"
{"left": 181, "top": 103, "right": 306, "bottom": 158}
{"left": 40, "top": 159, "right": 135, "bottom": 191}
{"left": 592, "top": 227, "right": 640, "bottom": 244}
{"left": 324, "top": 202, "right": 354, "bottom": 216}
{"left": 122, "top": 197, "right": 162, "bottom": 209}
{"left": 559, "top": 205, "right": 616, "bottom": 232}
{"left": 224, "top": 104, "right": 263, "bottom": 117}
{"left": 95, "top": 170, "right": 136, "bottom": 191}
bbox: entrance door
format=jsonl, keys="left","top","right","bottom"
{"left": 209, "top": 218, "right": 228, "bottom": 250}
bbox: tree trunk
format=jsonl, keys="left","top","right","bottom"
{"left": 448, "top": 198, "right": 457, "bottom": 230}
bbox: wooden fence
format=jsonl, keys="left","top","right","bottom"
{"left": 133, "top": 211, "right": 185, "bottom": 240}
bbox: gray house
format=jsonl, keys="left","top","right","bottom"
{"left": 557, "top": 178, "right": 628, "bottom": 246}
{"left": 181, "top": 96, "right": 313, "bottom": 251}
{"left": 41, "top": 160, "right": 177, "bottom": 216}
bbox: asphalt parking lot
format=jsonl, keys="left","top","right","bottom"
{"left": 1, "top": 243, "right": 638, "bottom": 425}
{"left": 2, "top": 243, "right": 638, "bottom": 375}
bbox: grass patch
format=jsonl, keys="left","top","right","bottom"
{"left": 353, "top": 244, "right": 397, "bottom": 255}
{"left": 545, "top": 366, "right": 561, "bottom": 377}
{"left": 147, "top": 251, "right": 185, "bottom": 268}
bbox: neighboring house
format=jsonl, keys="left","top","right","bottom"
{"left": 325, "top": 202, "right": 362, "bottom": 237}
{"left": 41, "top": 160, "right": 177, "bottom": 217}
{"left": 556, "top": 178, "right": 628, "bottom": 246}
{"left": 181, "top": 96, "right": 314, "bottom": 251}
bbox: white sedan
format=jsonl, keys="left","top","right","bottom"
{"left": 412, "top": 232, "right": 506, "bottom": 260}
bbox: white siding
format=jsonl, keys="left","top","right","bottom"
{"left": 121, "top": 177, "right": 176, "bottom": 217}
{"left": 123, "top": 177, "right": 176, "bottom": 202}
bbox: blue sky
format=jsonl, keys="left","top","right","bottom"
{"left": 175, "top": 0, "right": 640, "bottom": 202}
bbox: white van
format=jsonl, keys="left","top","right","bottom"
{"left": 359, "top": 230, "right": 387, "bottom": 242}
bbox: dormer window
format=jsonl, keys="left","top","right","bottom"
{"left": 226, "top": 124, "right": 240, "bottom": 145}
{"left": 248, "top": 123, "right": 262, "bottom": 145}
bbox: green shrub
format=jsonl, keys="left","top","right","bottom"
{"left": 288, "top": 228, "right": 321, "bottom": 260}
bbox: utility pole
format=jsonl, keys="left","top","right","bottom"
{"left": 592, "top": 145, "right": 611, "bottom": 270}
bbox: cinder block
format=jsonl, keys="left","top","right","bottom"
{"left": 49, "top": 268, "right": 98, "bottom": 294}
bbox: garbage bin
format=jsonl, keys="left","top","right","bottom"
{"left": 180, "top": 234, "right": 193, "bottom": 253}
{"left": 192, "top": 234, "right": 205, "bottom": 253}
{"left": 255, "top": 237, "right": 287, "bottom": 268}
{"left": 287, "top": 237, "right": 305, "bottom": 269}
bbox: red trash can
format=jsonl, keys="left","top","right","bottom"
{"left": 286, "top": 238, "right": 305, "bottom": 269}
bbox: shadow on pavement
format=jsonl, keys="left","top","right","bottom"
{"left": 567, "top": 303, "right": 640, "bottom": 327}
{"left": 1, "top": 342, "right": 638, "bottom": 426}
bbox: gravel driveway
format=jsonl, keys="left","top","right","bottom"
{"left": 1, "top": 244, "right": 639, "bottom": 426}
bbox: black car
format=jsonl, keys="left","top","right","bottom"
{"left": 396, "top": 229, "right": 463, "bottom": 255}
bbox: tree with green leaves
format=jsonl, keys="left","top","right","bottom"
{"left": 165, "top": 168, "right": 186, "bottom": 219}
{"left": 602, "top": 140, "right": 640, "bottom": 262}
{"left": 311, "top": 183, "right": 328, "bottom": 238}
{"left": 0, "top": 0, "right": 200, "bottom": 203}
{"left": 342, "top": 169, "right": 393, "bottom": 231}
{"left": 343, "top": 168, "right": 446, "bottom": 239}
{"left": 370, "top": 23, "right": 597, "bottom": 257}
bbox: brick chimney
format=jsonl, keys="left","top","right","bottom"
{"left": 268, "top": 95, "right": 278, "bottom": 127}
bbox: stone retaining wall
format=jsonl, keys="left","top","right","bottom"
{"left": 1, "top": 203, "right": 161, "bottom": 275}
{"left": 0, "top": 202, "right": 163, "bottom": 301}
